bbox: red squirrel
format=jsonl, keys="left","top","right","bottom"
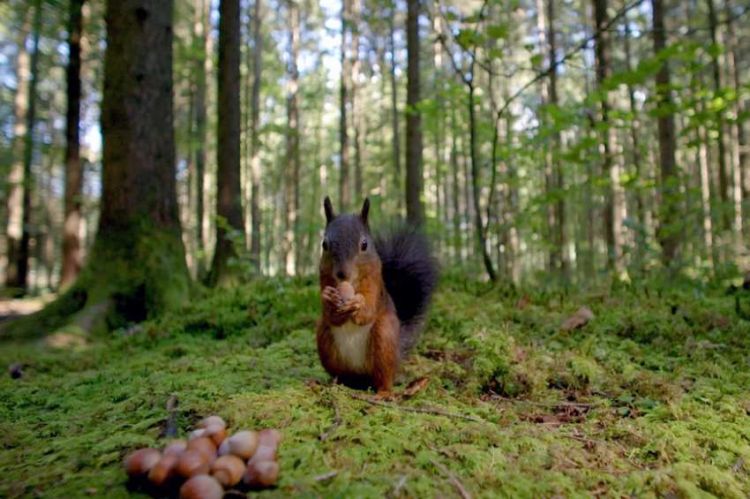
{"left": 316, "top": 197, "right": 438, "bottom": 398}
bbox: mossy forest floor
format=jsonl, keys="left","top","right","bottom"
{"left": 2, "top": 276, "right": 750, "bottom": 498}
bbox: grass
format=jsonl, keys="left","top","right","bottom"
{"left": 1, "top": 276, "right": 750, "bottom": 498}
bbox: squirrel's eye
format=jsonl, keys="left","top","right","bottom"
{"left": 360, "top": 239, "right": 368, "bottom": 252}
{"left": 322, "top": 239, "right": 329, "bottom": 251}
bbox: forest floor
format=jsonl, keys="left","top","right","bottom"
{"left": 1, "top": 276, "right": 750, "bottom": 498}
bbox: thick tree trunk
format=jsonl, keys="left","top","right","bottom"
{"left": 651, "top": 0, "right": 679, "bottom": 266}
{"left": 208, "top": 0, "right": 245, "bottom": 286}
{"left": 5, "top": 8, "right": 32, "bottom": 290}
{"left": 61, "top": 0, "right": 86, "bottom": 289}
{"left": 339, "top": 0, "right": 352, "bottom": 211}
{"left": 405, "top": 0, "right": 424, "bottom": 226}
{"left": 283, "top": 0, "right": 300, "bottom": 276}
{"left": 249, "top": 0, "right": 263, "bottom": 273}
{"left": 388, "top": 11, "right": 402, "bottom": 214}
{"left": 592, "top": 0, "right": 625, "bottom": 276}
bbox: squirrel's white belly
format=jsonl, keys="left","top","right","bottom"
{"left": 331, "top": 321, "right": 373, "bottom": 374}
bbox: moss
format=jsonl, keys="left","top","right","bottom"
{"left": 1, "top": 277, "right": 750, "bottom": 497}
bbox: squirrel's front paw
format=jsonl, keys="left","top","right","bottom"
{"left": 322, "top": 286, "right": 342, "bottom": 306}
{"left": 338, "top": 294, "right": 364, "bottom": 314}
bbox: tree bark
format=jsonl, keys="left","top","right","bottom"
{"left": 283, "top": 0, "right": 300, "bottom": 276}
{"left": 651, "top": 0, "right": 679, "bottom": 266}
{"left": 208, "top": 0, "right": 245, "bottom": 286}
{"left": 592, "top": 0, "right": 625, "bottom": 276}
{"left": 61, "top": 0, "right": 86, "bottom": 289}
{"left": 249, "top": 0, "right": 263, "bottom": 273}
{"left": 192, "top": 0, "right": 209, "bottom": 273}
{"left": 405, "top": 0, "right": 424, "bottom": 226}
{"left": 4, "top": 7, "right": 32, "bottom": 290}
{"left": 339, "top": 0, "right": 352, "bottom": 211}
{"left": 388, "top": 9, "right": 402, "bottom": 214}
{"left": 351, "top": 0, "right": 363, "bottom": 200}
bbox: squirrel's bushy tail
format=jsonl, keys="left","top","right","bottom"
{"left": 374, "top": 226, "right": 438, "bottom": 353}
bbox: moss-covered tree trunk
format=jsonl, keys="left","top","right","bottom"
{"left": 2, "top": 0, "right": 190, "bottom": 337}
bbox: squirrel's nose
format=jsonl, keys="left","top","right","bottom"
{"left": 336, "top": 270, "right": 346, "bottom": 281}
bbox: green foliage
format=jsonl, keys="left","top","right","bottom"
{"left": 2, "top": 277, "right": 750, "bottom": 497}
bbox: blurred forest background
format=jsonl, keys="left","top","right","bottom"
{"left": 0, "top": 0, "right": 748, "bottom": 303}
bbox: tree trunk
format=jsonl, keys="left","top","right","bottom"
{"left": 208, "top": 0, "right": 245, "bottom": 286}
{"left": 651, "top": 0, "right": 679, "bottom": 266}
{"left": 61, "top": 0, "right": 86, "bottom": 289}
{"left": 249, "top": 0, "right": 263, "bottom": 273}
{"left": 405, "top": 0, "right": 424, "bottom": 226}
{"left": 388, "top": 10, "right": 402, "bottom": 215}
{"left": 4, "top": 7, "right": 32, "bottom": 290}
{"left": 283, "top": 0, "right": 300, "bottom": 276}
{"left": 339, "top": 0, "right": 352, "bottom": 211}
{"left": 351, "top": 0, "right": 363, "bottom": 200}
{"left": 706, "top": 0, "right": 730, "bottom": 231}
{"left": 192, "top": 0, "right": 209, "bottom": 274}
{"left": 592, "top": 0, "right": 625, "bottom": 276}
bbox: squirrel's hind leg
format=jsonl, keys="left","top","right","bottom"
{"left": 370, "top": 311, "right": 400, "bottom": 397}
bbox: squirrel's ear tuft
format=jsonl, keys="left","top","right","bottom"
{"left": 360, "top": 198, "right": 370, "bottom": 226}
{"left": 324, "top": 196, "right": 335, "bottom": 225}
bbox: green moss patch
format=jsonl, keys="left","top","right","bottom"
{"left": 1, "top": 279, "right": 749, "bottom": 497}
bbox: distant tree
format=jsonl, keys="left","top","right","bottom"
{"left": 4, "top": 5, "right": 32, "bottom": 291}
{"left": 339, "top": 0, "right": 352, "bottom": 211}
{"left": 283, "top": 0, "right": 300, "bottom": 275}
{"left": 208, "top": 0, "right": 245, "bottom": 286}
{"left": 192, "top": 0, "right": 210, "bottom": 274}
{"left": 387, "top": 6, "right": 402, "bottom": 213}
{"left": 405, "top": 0, "right": 424, "bottom": 226}
{"left": 652, "top": 0, "right": 679, "bottom": 265}
{"left": 61, "top": 0, "right": 86, "bottom": 289}
{"left": 248, "top": 0, "right": 263, "bottom": 273}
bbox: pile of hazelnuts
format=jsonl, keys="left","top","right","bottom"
{"left": 123, "top": 415, "right": 281, "bottom": 498}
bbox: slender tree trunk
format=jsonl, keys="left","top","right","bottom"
{"left": 450, "top": 107, "right": 461, "bottom": 263}
{"left": 623, "top": 15, "right": 647, "bottom": 267}
{"left": 283, "top": 0, "right": 300, "bottom": 276}
{"left": 249, "top": 0, "right": 263, "bottom": 273}
{"left": 5, "top": 8, "right": 32, "bottom": 290}
{"left": 706, "top": 0, "right": 730, "bottom": 231}
{"left": 546, "top": 0, "right": 566, "bottom": 277}
{"left": 388, "top": 10, "right": 402, "bottom": 215}
{"left": 208, "top": 0, "right": 245, "bottom": 286}
{"left": 351, "top": 0, "right": 363, "bottom": 200}
{"left": 723, "top": 0, "right": 744, "bottom": 249}
{"left": 592, "top": 0, "right": 625, "bottom": 275}
{"left": 652, "top": 0, "right": 679, "bottom": 266}
{"left": 405, "top": 0, "right": 424, "bottom": 226}
{"left": 193, "top": 0, "right": 209, "bottom": 274}
{"left": 339, "top": 0, "right": 352, "bottom": 211}
{"left": 61, "top": 0, "right": 86, "bottom": 289}
{"left": 698, "top": 121, "right": 715, "bottom": 267}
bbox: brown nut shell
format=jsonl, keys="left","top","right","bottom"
{"left": 148, "top": 453, "right": 180, "bottom": 488}
{"left": 244, "top": 460, "right": 279, "bottom": 488}
{"left": 175, "top": 450, "right": 211, "bottom": 479}
{"left": 124, "top": 448, "right": 161, "bottom": 478}
{"left": 198, "top": 415, "right": 226, "bottom": 429}
{"left": 163, "top": 439, "right": 188, "bottom": 456}
{"left": 203, "top": 424, "right": 227, "bottom": 447}
{"left": 251, "top": 429, "right": 281, "bottom": 463}
{"left": 211, "top": 455, "right": 245, "bottom": 487}
{"left": 338, "top": 281, "right": 355, "bottom": 301}
{"left": 227, "top": 430, "right": 259, "bottom": 460}
{"left": 186, "top": 436, "right": 217, "bottom": 461}
{"left": 179, "top": 474, "right": 224, "bottom": 499}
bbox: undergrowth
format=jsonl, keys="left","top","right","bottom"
{"left": 1, "top": 276, "right": 749, "bottom": 497}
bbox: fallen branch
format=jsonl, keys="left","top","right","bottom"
{"left": 350, "top": 393, "right": 484, "bottom": 423}
{"left": 313, "top": 471, "right": 338, "bottom": 482}
{"left": 430, "top": 459, "right": 472, "bottom": 499}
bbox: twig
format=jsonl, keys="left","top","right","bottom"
{"left": 163, "top": 394, "right": 179, "bottom": 438}
{"left": 350, "top": 393, "right": 484, "bottom": 423}
{"left": 319, "top": 395, "right": 342, "bottom": 441}
{"left": 388, "top": 475, "right": 408, "bottom": 498}
{"left": 313, "top": 471, "right": 338, "bottom": 482}
{"left": 430, "top": 459, "right": 472, "bottom": 499}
